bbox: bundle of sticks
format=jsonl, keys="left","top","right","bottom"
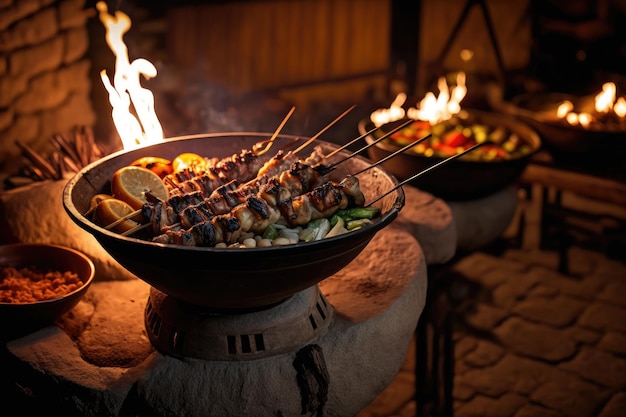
{"left": 7, "top": 126, "right": 106, "bottom": 188}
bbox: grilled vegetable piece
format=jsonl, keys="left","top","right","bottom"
{"left": 335, "top": 207, "right": 381, "bottom": 221}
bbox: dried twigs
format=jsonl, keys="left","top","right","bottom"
{"left": 12, "top": 126, "right": 106, "bottom": 185}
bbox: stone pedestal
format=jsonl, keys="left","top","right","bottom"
{"left": 3, "top": 225, "right": 427, "bottom": 417}
{"left": 448, "top": 187, "right": 520, "bottom": 251}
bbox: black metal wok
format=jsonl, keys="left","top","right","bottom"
{"left": 63, "top": 133, "right": 404, "bottom": 312}
{"left": 502, "top": 92, "right": 626, "bottom": 168}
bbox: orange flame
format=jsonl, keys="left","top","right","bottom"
{"left": 615, "top": 98, "right": 626, "bottom": 117}
{"left": 556, "top": 82, "right": 625, "bottom": 128}
{"left": 97, "top": 1, "right": 164, "bottom": 150}
{"left": 371, "top": 72, "right": 467, "bottom": 127}
{"left": 370, "top": 93, "right": 407, "bottom": 126}
{"left": 595, "top": 82, "right": 616, "bottom": 113}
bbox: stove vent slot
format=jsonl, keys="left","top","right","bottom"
{"left": 309, "top": 296, "right": 330, "bottom": 330}
{"left": 227, "top": 333, "right": 265, "bottom": 355}
{"left": 145, "top": 301, "right": 162, "bottom": 336}
{"left": 254, "top": 333, "right": 265, "bottom": 351}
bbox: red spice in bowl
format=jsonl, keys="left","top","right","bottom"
{"left": 0, "top": 243, "right": 95, "bottom": 336}
{"left": 1, "top": 265, "right": 84, "bottom": 304}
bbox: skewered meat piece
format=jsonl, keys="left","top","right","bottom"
{"left": 165, "top": 146, "right": 326, "bottom": 198}
{"left": 144, "top": 180, "right": 241, "bottom": 227}
{"left": 278, "top": 175, "right": 364, "bottom": 226}
{"left": 256, "top": 147, "right": 325, "bottom": 178}
{"left": 152, "top": 194, "right": 281, "bottom": 246}
{"left": 143, "top": 160, "right": 330, "bottom": 231}
{"left": 152, "top": 175, "right": 364, "bottom": 246}
{"left": 163, "top": 148, "right": 260, "bottom": 195}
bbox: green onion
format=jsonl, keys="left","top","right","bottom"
{"left": 325, "top": 216, "right": 346, "bottom": 238}
{"left": 305, "top": 218, "right": 331, "bottom": 241}
{"left": 336, "top": 207, "right": 381, "bottom": 221}
{"left": 346, "top": 218, "right": 373, "bottom": 230}
{"left": 262, "top": 224, "right": 279, "bottom": 240}
{"left": 299, "top": 228, "right": 316, "bottom": 242}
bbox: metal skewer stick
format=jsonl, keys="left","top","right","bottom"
{"left": 253, "top": 106, "right": 296, "bottom": 156}
{"left": 322, "top": 118, "right": 416, "bottom": 171}
{"left": 153, "top": 106, "right": 295, "bottom": 156}
{"left": 351, "top": 132, "right": 434, "bottom": 177}
{"left": 366, "top": 141, "right": 488, "bottom": 207}
{"left": 104, "top": 210, "right": 142, "bottom": 230}
{"left": 292, "top": 105, "right": 356, "bottom": 155}
{"left": 115, "top": 129, "right": 434, "bottom": 238}
{"left": 324, "top": 124, "right": 382, "bottom": 159}
{"left": 121, "top": 222, "right": 153, "bottom": 237}
{"left": 84, "top": 206, "right": 97, "bottom": 217}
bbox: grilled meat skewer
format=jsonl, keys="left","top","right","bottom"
{"left": 164, "top": 148, "right": 259, "bottom": 195}
{"left": 143, "top": 159, "right": 330, "bottom": 232}
{"left": 165, "top": 146, "right": 326, "bottom": 198}
{"left": 152, "top": 175, "right": 364, "bottom": 246}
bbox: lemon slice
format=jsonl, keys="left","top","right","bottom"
{"left": 111, "top": 166, "right": 169, "bottom": 210}
{"left": 130, "top": 156, "right": 173, "bottom": 179}
{"left": 94, "top": 198, "right": 141, "bottom": 233}
{"left": 172, "top": 152, "right": 206, "bottom": 173}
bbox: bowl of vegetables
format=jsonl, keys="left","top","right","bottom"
{"left": 359, "top": 110, "right": 542, "bottom": 201}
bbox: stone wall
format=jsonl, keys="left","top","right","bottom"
{"left": 0, "top": 0, "right": 96, "bottom": 190}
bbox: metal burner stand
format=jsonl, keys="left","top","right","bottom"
{"left": 145, "top": 285, "right": 333, "bottom": 361}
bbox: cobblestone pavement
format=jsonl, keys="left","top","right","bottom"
{"left": 356, "top": 243, "right": 626, "bottom": 417}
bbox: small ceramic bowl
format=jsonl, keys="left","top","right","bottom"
{"left": 0, "top": 243, "right": 95, "bottom": 336}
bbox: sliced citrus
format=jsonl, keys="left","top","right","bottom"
{"left": 172, "top": 152, "right": 206, "bottom": 174}
{"left": 91, "top": 193, "right": 113, "bottom": 206}
{"left": 94, "top": 198, "right": 142, "bottom": 233}
{"left": 130, "top": 156, "right": 173, "bottom": 178}
{"left": 111, "top": 165, "right": 169, "bottom": 210}
{"left": 85, "top": 193, "right": 113, "bottom": 216}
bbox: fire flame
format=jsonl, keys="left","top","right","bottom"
{"left": 556, "top": 82, "right": 626, "bottom": 129}
{"left": 371, "top": 72, "right": 467, "bottom": 127}
{"left": 595, "top": 82, "right": 616, "bottom": 113}
{"left": 97, "top": 1, "right": 164, "bottom": 150}
{"left": 370, "top": 93, "right": 407, "bottom": 126}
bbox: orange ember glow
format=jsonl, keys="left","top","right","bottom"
{"left": 556, "top": 82, "right": 626, "bottom": 129}
{"left": 371, "top": 72, "right": 467, "bottom": 127}
{"left": 97, "top": 1, "right": 164, "bottom": 150}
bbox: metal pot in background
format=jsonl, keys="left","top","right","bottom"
{"left": 359, "top": 110, "right": 542, "bottom": 201}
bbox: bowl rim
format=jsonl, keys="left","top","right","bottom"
{"left": 0, "top": 242, "right": 95, "bottom": 306}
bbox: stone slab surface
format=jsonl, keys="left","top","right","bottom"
{"left": 358, "top": 245, "right": 626, "bottom": 417}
